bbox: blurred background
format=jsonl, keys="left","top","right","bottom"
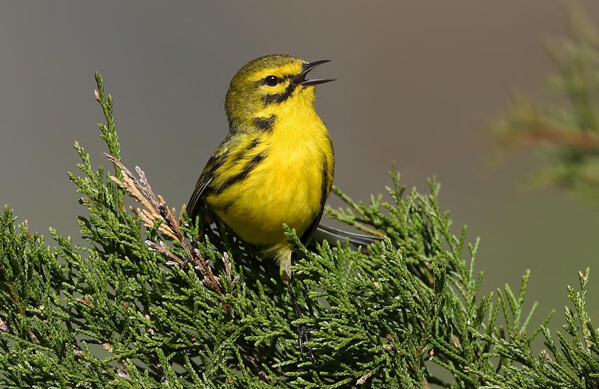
{"left": 1, "top": 1, "right": 598, "bottom": 332}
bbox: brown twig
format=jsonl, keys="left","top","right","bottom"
{"left": 104, "top": 153, "right": 223, "bottom": 295}
{"left": 495, "top": 96, "right": 599, "bottom": 152}
{"left": 502, "top": 125, "right": 599, "bottom": 151}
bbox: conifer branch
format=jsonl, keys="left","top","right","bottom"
{"left": 104, "top": 153, "right": 223, "bottom": 296}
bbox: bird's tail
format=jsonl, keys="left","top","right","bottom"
{"left": 313, "top": 223, "right": 382, "bottom": 249}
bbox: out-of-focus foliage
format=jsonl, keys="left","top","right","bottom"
{"left": 492, "top": 0, "right": 599, "bottom": 202}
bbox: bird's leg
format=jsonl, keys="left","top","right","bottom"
{"left": 280, "top": 251, "right": 317, "bottom": 362}
{"left": 285, "top": 281, "right": 316, "bottom": 363}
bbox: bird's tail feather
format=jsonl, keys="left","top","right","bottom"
{"left": 313, "top": 224, "right": 382, "bottom": 249}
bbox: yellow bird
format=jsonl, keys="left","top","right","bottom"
{"left": 187, "top": 54, "right": 335, "bottom": 284}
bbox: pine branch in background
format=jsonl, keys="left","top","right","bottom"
{"left": 491, "top": 0, "right": 599, "bottom": 202}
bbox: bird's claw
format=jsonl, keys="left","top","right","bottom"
{"left": 298, "top": 325, "right": 317, "bottom": 363}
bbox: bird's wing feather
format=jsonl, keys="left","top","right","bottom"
{"left": 300, "top": 209, "right": 325, "bottom": 247}
{"left": 187, "top": 133, "right": 235, "bottom": 220}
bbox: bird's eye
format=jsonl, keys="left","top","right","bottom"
{"left": 264, "top": 75, "right": 280, "bottom": 87}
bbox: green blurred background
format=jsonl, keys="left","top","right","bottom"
{"left": 1, "top": 1, "right": 598, "bottom": 332}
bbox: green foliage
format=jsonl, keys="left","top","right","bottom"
{"left": 0, "top": 73, "right": 597, "bottom": 388}
{"left": 491, "top": 0, "right": 599, "bottom": 202}
{"left": 474, "top": 269, "right": 598, "bottom": 389}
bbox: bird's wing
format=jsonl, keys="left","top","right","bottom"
{"left": 187, "top": 133, "right": 235, "bottom": 221}
{"left": 300, "top": 209, "right": 325, "bottom": 247}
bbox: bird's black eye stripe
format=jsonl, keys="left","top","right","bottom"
{"left": 264, "top": 75, "right": 279, "bottom": 87}
{"left": 263, "top": 83, "right": 295, "bottom": 105}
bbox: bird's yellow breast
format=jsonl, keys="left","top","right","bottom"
{"left": 206, "top": 101, "right": 333, "bottom": 248}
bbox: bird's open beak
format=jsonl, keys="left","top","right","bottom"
{"left": 293, "top": 59, "right": 335, "bottom": 86}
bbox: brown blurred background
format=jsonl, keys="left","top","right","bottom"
{"left": 1, "top": 1, "right": 598, "bottom": 331}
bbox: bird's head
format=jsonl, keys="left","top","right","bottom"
{"left": 224, "top": 54, "right": 333, "bottom": 131}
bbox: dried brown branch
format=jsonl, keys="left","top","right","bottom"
{"left": 500, "top": 124, "right": 599, "bottom": 151}
{"left": 104, "top": 153, "right": 222, "bottom": 295}
{"left": 493, "top": 95, "right": 599, "bottom": 152}
{"left": 0, "top": 317, "right": 10, "bottom": 334}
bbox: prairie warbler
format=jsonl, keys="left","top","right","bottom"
{"left": 188, "top": 54, "right": 335, "bottom": 284}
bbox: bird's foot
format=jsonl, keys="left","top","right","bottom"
{"left": 298, "top": 324, "right": 317, "bottom": 363}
